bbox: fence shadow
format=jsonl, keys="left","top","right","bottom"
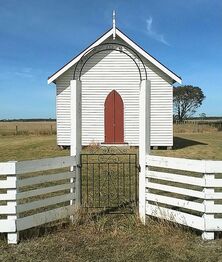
{"left": 173, "top": 136, "right": 207, "bottom": 149}
{"left": 19, "top": 221, "right": 70, "bottom": 241}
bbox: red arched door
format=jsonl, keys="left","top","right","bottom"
{"left": 104, "top": 90, "right": 124, "bottom": 144}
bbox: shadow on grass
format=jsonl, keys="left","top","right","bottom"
{"left": 0, "top": 221, "right": 70, "bottom": 243}
{"left": 19, "top": 221, "right": 70, "bottom": 242}
{"left": 173, "top": 136, "right": 207, "bottom": 149}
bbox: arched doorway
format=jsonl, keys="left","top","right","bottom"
{"left": 104, "top": 90, "right": 124, "bottom": 144}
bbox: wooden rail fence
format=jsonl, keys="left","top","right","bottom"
{"left": 0, "top": 156, "right": 79, "bottom": 244}
{"left": 1, "top": 153, "right": 222, "bottom": 243}
{"left": 145, "top": 155, "right": 222, "bottom": 240}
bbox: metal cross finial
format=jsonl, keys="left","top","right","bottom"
{"left": 112, "top": 10, "right": 116, "bottom": 39}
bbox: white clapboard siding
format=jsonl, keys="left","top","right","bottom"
{"left": 55, "top": 35, "right": 173, "bottom": 146}
{"left": 16, "top": 205, "right": 76, "bottom": 231}
{"left": 81, "top": 50, "right": 140, "bottom": 145}
{"left": 144, "top": 59, "right": 173, "bottom": 146}
{"left": 146, "top": 203, "right": 204, "bottom": 230}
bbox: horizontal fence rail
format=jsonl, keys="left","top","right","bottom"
{"left": 0, "top": 155, "right": 78, "bottom": 244}
{"left": 2, "top": 153, "right": 222, "bottom": 243}
{"left": 145, "top": 155, "right": 222, "bottom": 240}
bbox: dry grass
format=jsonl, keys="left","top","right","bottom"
{"left": 154, "top": 132, "right": 222, "bottom": 160}
{"left": 0, "top": 127, "right": 222, "bottom": 261}
{"left": 0, "top": 135, "right": 68, "bottom": 162}
{"left": 1, "top": 213, "right": 222, "bottom": 262}
{"left": 0, "top": 121, "right": 56, "bottom": 136}
{"left": 174, "top": 122, "right": 222, "bottom": 133}
{"left": 2, "top": 121, "right": 221, "bottom": 137}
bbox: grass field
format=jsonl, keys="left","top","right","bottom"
{"left": 0, "top": 131, "right": 222, "bottom": 261}
{"left": 157, "top": 132, "right": 222, "bottom": 160}
{"left": 0, "top": 120, "right": 221, "bottom": 137}
{"left": 0, "top": 121, "right": 56, "bottom": 136}
{"left": 174, "top": 121, "right": 222, "bottom": 133}
{"left": 0, "top": 135, "right": 67, "bottom": 161}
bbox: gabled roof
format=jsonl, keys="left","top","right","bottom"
{"left": 48, "top": 27, "right": 182, "bottom": 84}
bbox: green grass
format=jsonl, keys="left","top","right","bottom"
{"left": 0, "top": 135, "right": 68, "bottom": 161}
{"left": 0, "top": 132, "right": 222, "bottom": 261}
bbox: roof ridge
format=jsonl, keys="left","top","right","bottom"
{"left": 48, "top": 27, "right": 181, "bottom": 84}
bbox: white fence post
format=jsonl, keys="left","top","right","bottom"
{"left": 70, "top": 80, "right": 82, "bottom": 211}
{"left": 7, "top": 161, "right": 19, "bottom": 244}
{"left": 202, "top": 172, "right": 215, "bottom": 240}
{"left": 139, "top": 79, "right": 151, "bottom": 224}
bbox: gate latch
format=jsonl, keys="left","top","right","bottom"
{"left": 137, "top": 164, "right": 141, "bottom": 172}
{"left": 77, "top": 164, "right": 82, "bottom": 168}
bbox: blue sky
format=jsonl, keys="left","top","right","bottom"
{"left": 0, "top": 0, "right": 221, "bottom": 119}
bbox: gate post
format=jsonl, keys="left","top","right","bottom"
{"left": 202, "top": 172, "right": 215, "bottom": 240}
{"left": 139, "top": 79, "right": 151, "bottom": 224}
{"left": 70, "top": 80, "right": 82, "bottom": 210}
{"left": 7, "top": 161, "right": 19, "bottom": 244}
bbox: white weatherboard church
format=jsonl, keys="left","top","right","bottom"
{"left": 48, "top": 13, "right": 182, "bottom": 148}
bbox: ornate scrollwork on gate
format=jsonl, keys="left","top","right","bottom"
{"left": 85, "top": 145, "right": 129, "bottom": 155}
{"left": 80, "top": 146, "right": 138, "bottom": 210}
{"left": 73, "top": 43, "right": 147, "bottom": 81}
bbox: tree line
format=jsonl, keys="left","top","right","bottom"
{"left": 173, "top": 85, "right": 205, "bottom": 121}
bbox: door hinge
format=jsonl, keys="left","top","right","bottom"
{"left": 137, "top": 164, "right": 141, "bottom": 172}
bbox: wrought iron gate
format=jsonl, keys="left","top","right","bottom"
{"left": 80, "top": 146, "right": 138, "bottom": 212}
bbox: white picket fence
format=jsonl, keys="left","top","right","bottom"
{"left": 0, "top": 156, "right": 79, "bottom": 244}
{"left": 146, "top": 155, "right": 222, "bottom": 240}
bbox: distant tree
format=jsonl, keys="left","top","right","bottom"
{"left": 173, "top": 85, "right": 205, "bottom": 121}
{"left": 199, "top": 113, "right": 207, "bottom": 119}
